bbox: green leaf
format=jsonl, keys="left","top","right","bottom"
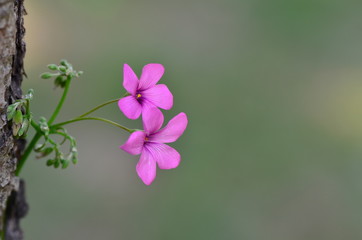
{"left": 7, "top": 105, "right": 16, "bottom": 121}
{"left": 13, "top": 110, "right": 23, "bottom": 124}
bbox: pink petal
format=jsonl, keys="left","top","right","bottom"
{"left": 145, "top": 143, "right": 181, "bottom": 169}
{"left": 138, "top": 64, "right": 165, "bottom": 90}
{"left": 136, "top": 148, "right": 157, "bottom": 185}
{"left": 118, "top": 96, "right": 142, "bottom": 119}
{"left": 150, "top": 112, "right": 188, "bottom": 143}
{"left": 142, "top": 105, "right": 164, "bottom": 135}
{"left": 123, "top": 64, "right": 139, "bottom": 95}
{"left": 141, "top": 84, "right": 173, "bottom": 110}
{"left": 120, "top": 131, "right": 146, "bottom": 155}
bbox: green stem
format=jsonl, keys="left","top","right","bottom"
{"left": 48, "top": 76, "right": 71, "bottom": 125}
{"left": 77, "top": 92, "right": 129, "bottom": 118}
{"left": 77, "top": 98, "right": 119, "bottom": 118}
{"left": 25, "top": 99, "right": 30, "bottom": 116}
{"left": 52, "top": 117, "right": 134, "bottom": 133}
{"left": 31, "top": 119, "right": 41, "bottom": 132}
{"left": 15, "top": 131, "right": 42, "bottom": 176}
{"left": 16, "top": 91, "right": 130, "bottom": 176}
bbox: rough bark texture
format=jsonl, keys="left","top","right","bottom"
{"left": 5, "top": 180, "right": 27, "bottom": 240}
{"left": 0, "top": 0, "right": 27, "bottom": 239}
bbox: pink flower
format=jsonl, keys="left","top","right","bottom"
{"left": 120, "top": 107, "right": 188, "bottom": 185}
{"left": 118, "top": 63, "right": 173, "bottom": 119}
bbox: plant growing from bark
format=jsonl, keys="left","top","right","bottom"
{"left": 10, "top": 61, "right": 188, "bottom": 185}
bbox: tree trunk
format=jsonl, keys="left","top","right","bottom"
{"left": 0, "top": 0, "right": 27, "bottom": 239}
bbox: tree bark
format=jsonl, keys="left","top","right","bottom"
{"left": 0, "top": 0, "right": 27, "bottom": 239}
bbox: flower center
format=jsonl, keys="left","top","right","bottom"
{"left": 145, "top": 137, "right": 149, "bottom": 141}
{"left": 136, "top": 93, "right": 142, "bottom": 99}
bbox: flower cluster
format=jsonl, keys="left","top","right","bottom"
{"left": 118, "top": 64, "right": 188, "bottom": 185}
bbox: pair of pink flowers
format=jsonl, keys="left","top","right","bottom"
{"left": 118, "top": 63, "right": 188, "bottom": 185}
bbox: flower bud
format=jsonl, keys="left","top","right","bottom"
{"left": 60, "top": 59, "right": 69, "bottom": 67}
{"left": 58, "top": 66, "right": 67, "bottom": 72}
{"left": 61, "top": 159, "right": 70, "bottom": 169}
{"left": 40, "top": 147, "right": 54, "bottom": 157}
{"left": 71, "top": 157, "right": 78, "bottom": 165}
{"left": 76, "top": 71, "right": 83, "bottom": 77}
{"left": 46, "top": 159, "right": 55, "bottom": 166}
{"left": 47, "top": 64, "right": 58, "bottom": 71}
{"left": 54, "top": 76, "right": 65, "bottom": 88}
{"left": 54, "top": 160, "right": 60, "bottom": 168}
{"left": 39, "top": 117, "right": 49, "bottom": 135}
{"left": 40, "top": 72, "right": 54, "bottom": 79}
{"left": 25, "top": 89, "right": 34, "bottom": 100}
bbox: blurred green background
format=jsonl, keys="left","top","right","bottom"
{"left": 21, "top": 0, "right": 362, "bottom": 239}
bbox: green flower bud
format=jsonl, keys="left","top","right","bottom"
{"left": 47, "top": 64, "right": 58, "bottom": 71}
{"left": 40, "top": 147, "right": 54, "bottom": 157}
{"left": 39, "top": 118, "right": 49, "bottom": 135}
{"left": 71, "top": 157, "right": 78, "bottom": 165}
{"left": 61, "top": 159, "right": 70, "bottom": 169}
{"left": 60, "top": 59, "right": 69, "bottom": 67}
{"left": 54, "top": 76, "right": 63, "bottom": 86}
{"left": 39, "top": 117, "right": 47, "bottom": 122}
{"left": 54, "top": 160, "right": 60, "bottom": 168}
{"left": 46, "top": 159, "right": 55, "bottom": 166}
{"left": 25, "top": 89, "right": 34, "bottom": 100}
{"left": 40, "top": 125, "right": 49, "bottom": 135}
{"left": 40, "top": 72, "right": 54, "bottom": 79}
{"left": 70, "top": 149, "right": 78, "bottom": 164}
{"left": 58, "top": 66, "right": 67, "bottom": 72}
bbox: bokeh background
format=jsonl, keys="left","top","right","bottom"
{"left": 21, "top": 0, "right": 362, "bottom": 239}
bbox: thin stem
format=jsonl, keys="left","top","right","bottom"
{"left": 25, "top": 99, "right": 30, "bottom": 116}
{"left": 77, "top": 98, "right": 119, "bottom": 118}
{"left": 16, "top": 91, "right": 130, "bottom": 176}
{"left": 15, "top": 131, "right": 42, "bottom": 176}
{"left": 77, "top": 92, "right": 129, "bottom": 118}
{"left": 31, "top": 119, "right": 40, "bottom": 132}
{"left": 48, "top": 76, "right": 71, "bottom": 125}
{"left": 52, "top": 117, "right": 134, "bottom": 133}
